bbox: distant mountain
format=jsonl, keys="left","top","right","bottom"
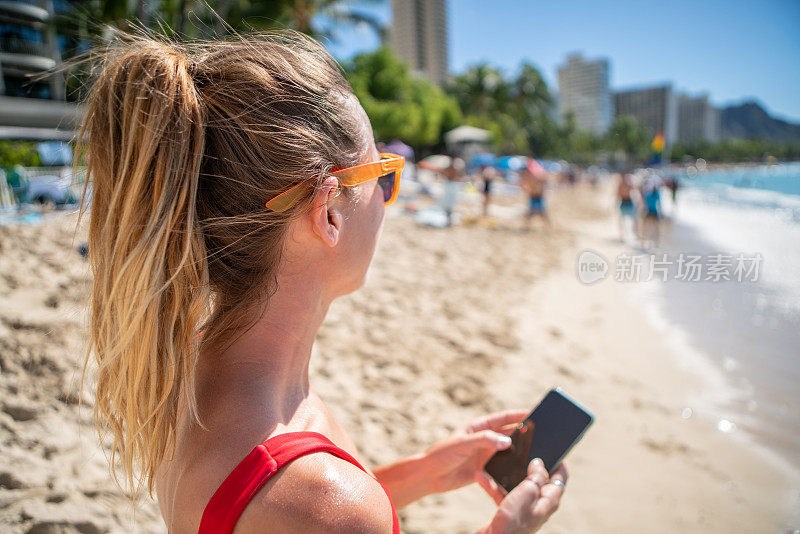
{"left": 721, "top": 101, "right": 800, "bottom": 143}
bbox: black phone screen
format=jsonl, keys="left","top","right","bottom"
{"left": 484, "top": 388, "right": 593, "bottom": 493}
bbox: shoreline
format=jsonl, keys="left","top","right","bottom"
{"left": 524, "top": 240, "right": 800, "bottom": 532}
{"left": 658, "top": 183, "right": 800, "bottom": 470}
{"left": 545, "top": 185, "right": 800, "bottom": 530}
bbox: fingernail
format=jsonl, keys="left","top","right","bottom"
{"left": 533, "top": 458, "right": 543, "bottom": 466}
{"left": 497, "top": 436, "right": 512, "bottom": 447}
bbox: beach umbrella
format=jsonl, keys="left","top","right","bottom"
{"left": 494, "top": 155, "right": 527, "bottom": 171}
{"left": 418, "top": 154, "right": 452, "bottom": 171}
{"left": 444, "top": 125, "right": 492, "bottom": 145}
{"left": 470, "top": 152, "right": 497, "bottom": 167}
{"left": 467, "top": 152, "right": 497, "bottom": 173}
{"left": 526, "top": 158, "right": 547, "bottom": 178}
{"left": 384, "top": 140, "right": 415, "bottom": 161}
{"left": 538, "top": 159, "right": 563, "bottom": 174}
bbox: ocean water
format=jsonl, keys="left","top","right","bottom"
{"left": 652, "top": 163, "right": 800, "bottom": 470}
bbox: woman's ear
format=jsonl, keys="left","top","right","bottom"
{"left": 311, "top": 177, "right": 342, "bottom": 247}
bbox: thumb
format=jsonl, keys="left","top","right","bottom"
{"left": 470, "top": 430, "right": 513, "bottom": 451}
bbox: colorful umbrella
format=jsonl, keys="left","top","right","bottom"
{"left": 525, "top": 158, "right": 547, "bottom": 178}
{"left": 384, "top": 140, "right": 415, "bottom": 161}
{"left": 494, "top": 156, "right": 528, "bottom": 171}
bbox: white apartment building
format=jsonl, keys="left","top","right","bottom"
{"left": 557, "top": 54, "right": 613, "bottom": 134}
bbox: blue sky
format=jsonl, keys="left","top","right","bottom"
{"left": 319, "top": 0, "right": 800, "bottom": 123}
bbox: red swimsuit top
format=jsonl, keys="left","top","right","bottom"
{"left": 198, "top": 431, "right": 400, "bottom": 533}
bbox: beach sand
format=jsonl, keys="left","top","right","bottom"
{"left": 0, "top": 183, "right": 797, "bottom": 533}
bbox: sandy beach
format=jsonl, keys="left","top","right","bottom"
{"left": 0, "top": 182, "right": 797, "bottom": 533}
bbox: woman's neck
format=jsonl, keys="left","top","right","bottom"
{"left": 200, "top": 269, "right": 332, "bottom": 419}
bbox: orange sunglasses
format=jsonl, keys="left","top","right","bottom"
{"left": 265, "top": 153, "right": 405, "bottom": 212}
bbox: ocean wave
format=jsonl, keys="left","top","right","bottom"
{"left": 681, "top": 183, "right": 800, "bottom": 224}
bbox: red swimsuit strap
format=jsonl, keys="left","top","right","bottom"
{"left": 198, "top": 431, "right": 400, "bottom": 534}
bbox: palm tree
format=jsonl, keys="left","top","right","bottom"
{"left": 447, "top": 63, "right": 510, "bottom": 118}
{"left": 66, "top": 0, "right": 385, "bottom": 42}
{"left": 511, "top": 63, "right": 553, "bottom": 120}
{"left": 230, "top": 0, "right": 385, "bottom": 43}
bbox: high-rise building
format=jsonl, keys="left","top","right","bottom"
{"left": 0, "top": 0, "right": 63, "bottom": 100}
{"left": 677, "top": 93, "right": 720, "bottom": 143}
{"left": 557, "top": 53, "right": 613, "bottom": 134}
{"left": 390, "top": 0, "right": 449, "bottom": 86}
{"left": 0, "top": 0, "right": 83, "bottom": 138}
{"left": 614, "top": 84, "right": 678, "bottom": 146}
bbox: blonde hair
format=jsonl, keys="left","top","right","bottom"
{"left": 73, "top": 29, "right": 370, "bottom": 496}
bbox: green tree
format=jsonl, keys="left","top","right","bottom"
{"left": 510, "top": 62, "right": 558, "bottom": 157}
{"left": 54, "top": 0, "right": 389, "bottom": 98}
{"left": 510, "top": 63, "right": 553, "bottom": 115}
{"left": 446, "top": 62, "right": 560, "bottom": 156}
{"left": 346, "top": 47, "right": 461, "bottom": 149}
{"left": 62, "top": 0, "right": 385, "bottom": 42}
{"left": 447, "top": 64, "right": 510, "bottom": 118}
{"left": 604, "top": 114, "right": 652, "bottom": 163}
{"left": 672, "top": 139, "right": 800, "bottom": 163}
{"left": 525, "top": 114, "right": 562, "bottom": 158}
{"left": 0, "top": 141, "right": 42, "bottom": 168}
{"left": 225, "top": 0, "right": 385, "bottom": 41}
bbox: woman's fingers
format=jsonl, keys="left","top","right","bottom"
{"left": 525, "top": 458, "right": 549, "bottom": 491}
{"left": 534, "top": 482, "right": 564, "bottom": 518}
{"left": 484, "top": 459, "right": 567, "bottom": 533}
{"left": 465, "top": 409, "right": 529, "bottom": 434}
{"left": 475, "top": 470, "right": 506, "bottom": 506}
{"left": 538, "top": 481, "right": 564, "bottom": 503}
{"left": 534, "top": 463, "right": 567, "bottom": 519}
{"left": 549, "top": 462, "right": 568, "bottom": 486}
{"left": 532, "top": 489, "right": 561, "bottom": 519}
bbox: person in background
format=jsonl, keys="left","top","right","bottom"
{"left": 565, "top": 166, "right": 576, "bottom": 186}
{"left": 441, "top": 156, "right": 465, "bottom": 227}
{"left": 481, "top": 164, "right": 500, "bottom": 218}
{"left": 617, "top": 172, "right": 640, "bottom": 243}
{"left": 640, "top": 173, "right": 663, "bottom": 248}
{"left": 74, "top": 30, "right": 567, "bottom": 534}
{"left": 519, "top": 161, "right": 550, "bottom": 230}
{"left": 664, "top": 176, "right": 679, "bottom": 205}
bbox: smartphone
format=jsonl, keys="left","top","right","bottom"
{"left": 484, "top": 388, "right": 594, "bottom": 493}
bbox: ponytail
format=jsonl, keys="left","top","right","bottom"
{"left": 77, "top": 37, "right": 209, "bottom": 495}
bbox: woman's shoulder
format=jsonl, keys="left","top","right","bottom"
{"left": 235, "top": 450, "right": 395, "bottom": 533}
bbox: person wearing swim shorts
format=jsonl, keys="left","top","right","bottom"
{"left": 75, "top": 30, "right": 567, "bottom": 534}
{"left": 520, "top": 164, "right": 550, "bottom": 230}
{"left": 617, "top": 172, "right": 640, "bottom": 242}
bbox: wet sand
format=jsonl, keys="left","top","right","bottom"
{"left": 0, "top": 183, "right": 796, "bottom": 532}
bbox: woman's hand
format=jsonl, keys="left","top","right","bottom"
{"left": 422, "top": 409, "right": 529, "bottom": 495}
{"left": 476, "top": 459, "right": 568, "bottom": 534}
{"left": 373, "top": 409, "right": 528, "bottom": 509}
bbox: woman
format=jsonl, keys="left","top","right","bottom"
{"left": 77, "top": 30, "right": 567, "bottom": 533}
